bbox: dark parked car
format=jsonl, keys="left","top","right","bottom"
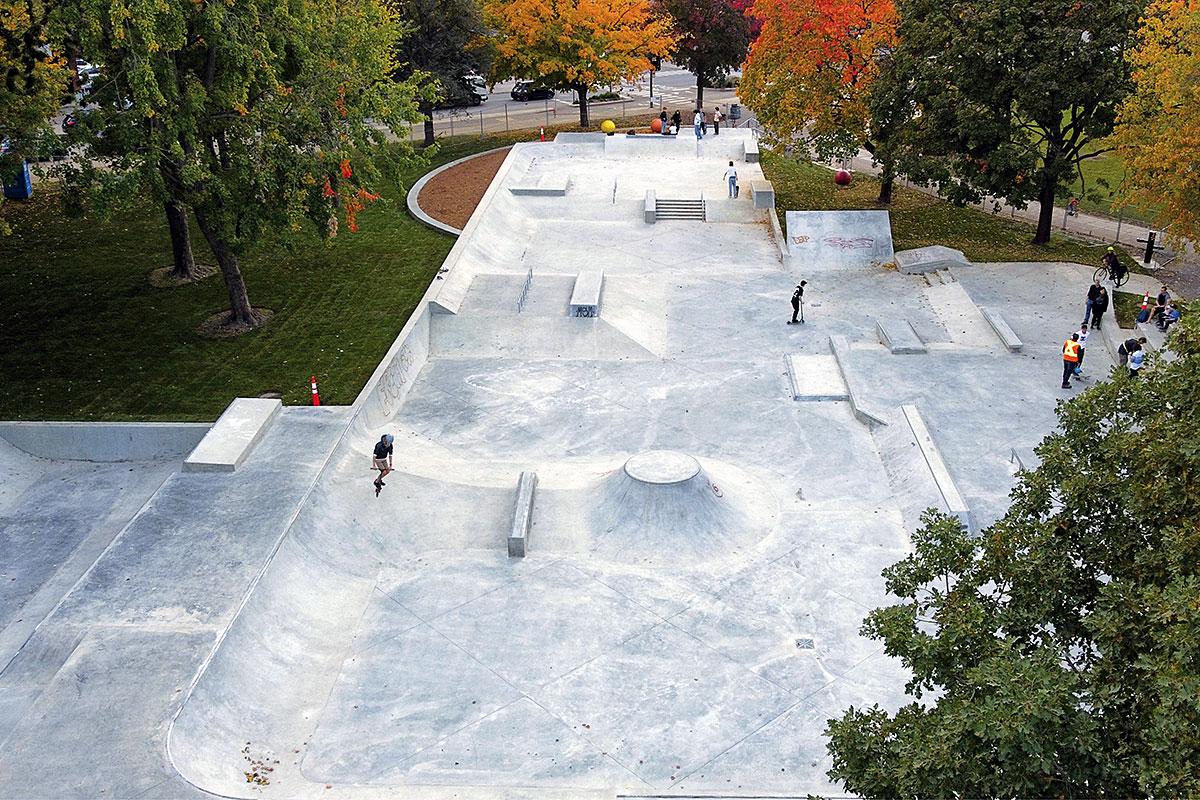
{"left": 510, "top": 81, "right": 555, "bottom": 101}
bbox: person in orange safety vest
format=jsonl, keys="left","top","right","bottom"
{"left": 1061, "top": 333, "right": 1081, "bottom": 389}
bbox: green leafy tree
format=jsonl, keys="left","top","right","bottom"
{"left": 63, "top": 0, "right": 429, "bottom": 330}
{"left": 655, "top": 0, "right": 752, "bottom": 110}
{"left": 391, "top": 0, "right": 488, "bottom": 147}
{"left": 827, "top": 309, "right": 1200, "bottom": 796}
{"left": 886, "top": 0, "right": 1144, "bottom": 244}
{"left": 1, "top": 0, "right": 68, "bottom": 233}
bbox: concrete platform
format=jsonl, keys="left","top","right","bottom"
{"left": 895, "top": 244, "right": 970, "bottom": 274}
{"left": 183, "top": 397, "right": 281, "bottom": 472}
{"left": 876, "top": 319, "right": 927, "bottom": 354}
{"left": 785, "top": 354, "right": 849, "bottom": 401}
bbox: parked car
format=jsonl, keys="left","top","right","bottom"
{"left": 510, "top": 80, "right": 555, "bottom": 102}
{"left": 434, "top": 78, "right": 484, "bottom": 109}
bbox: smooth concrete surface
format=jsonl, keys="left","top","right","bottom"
{"left": 901, "top": 404, "right": 972, "bottom": 531}
{"left": 183, "top": 397, "right": 281, "bottom": 472}
{"left": 785, "top": 210, "right": 895, "bottom": 268}
{"left": 2, "top": 133, "right": 1113, "bottom": 799}
{"left": 508, "top": 471, "right": 537, "bottom": 558}
{"left": 980, "top": 305, "right": 1025, "bottom": 351}
{"left": 895, "top": 244, "right": 970, "bottom": 274}
{"left": 876, "top": 319, "right": 927, "bottom": 354}
{"left": 785, "top": 354, "right": 848, "bottom": 402}
{"left": 0, "top": 421, "right": 210, "bottom": 462}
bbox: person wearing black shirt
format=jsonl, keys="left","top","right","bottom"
{"left": 788, "top": 281, "right": 807, "bottom": 324}
{"left": 1084, "top": 279, "right": 1103, "bottom": 324}
{"left": 1091, "top": 286, "right": 1109, "bottom": 329}
{"left": 372, "top": 433, "right": 394, "bottom": 497}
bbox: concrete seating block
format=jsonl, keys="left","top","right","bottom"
{"left": 183, "top": 398, "right": 281, "bottom": 473}
{"left": 895, "top": 245, "right": 970, "bottom": 274}
{"left": 785, "top": 354, "right": 848, "bottom": 401}
{"left": 979, "top": 306, "right": 1024, "bottom": 352}
{"left": 509, "top": 176, "right": 570, "bottom": 196}
{"left": 876, "top": 319, "right": 927, "bottom": 354}
{"left": 569, "top": 270, "right": 603, "bottom": 318}
{"left": 902, "top": 404, "right": 973, "bottom": 531}
{"left": 743, "top": 138, "right": 760, "bottom": 163}
{"left": 750, "top": 180, "right": 775, "bottom": 209}
{"left": 644, "top": 190, "right": 656, "bottom": 224}
{"left": 508, "top": 471, "right": 537, "bottom": 558}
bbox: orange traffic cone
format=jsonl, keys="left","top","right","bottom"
{"left": 539, "top": 126, "right": 545, "bottom": 142}
{"left": 310, "top": 375, "right": 320, "bottom": 406}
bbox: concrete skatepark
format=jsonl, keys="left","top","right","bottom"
{"left": 0, "top": 130, "right": 1145, "bottom": 798}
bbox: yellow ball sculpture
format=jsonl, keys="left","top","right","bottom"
{"left": 600, "top": 119, "right": 616, "bottom": 134}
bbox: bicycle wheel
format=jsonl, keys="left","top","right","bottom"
{"left": 1114, "top": 270, "right": 1129, "bottom": 288}
{"left": 1094, "top": 266, "right": 1108, "bottom": 284}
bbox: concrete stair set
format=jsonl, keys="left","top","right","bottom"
{"left": 655, "top": 197, "right": 706, "bottom": 221}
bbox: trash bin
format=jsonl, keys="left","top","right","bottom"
{"left": 2, "top": 161, "right": 32, "bottom": 200}
{"left": 729, "top": 103, "right": 741, "bottom": 120}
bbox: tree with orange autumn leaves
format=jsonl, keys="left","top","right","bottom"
{"left": 1115, "top": 0, "right": 1200, "bottom": 243}
{"left": 483, "top": 0, "right": 675, "bottom": 127}
{"left": 740, "top": 0, "right": 899, "bottom": 202}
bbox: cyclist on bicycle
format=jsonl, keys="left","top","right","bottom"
{"left": 1102, "top": 247, "right": 1126, "bottom": 284}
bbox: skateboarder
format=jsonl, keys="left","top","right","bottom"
{"left": 372, "top": 433, "right": 394, "bottom": 497}
{"left": 724, "top": 161, "right": 738, "bottom": 198}
{"left": 788, "top": 281, "right": 807, "bottom": 324}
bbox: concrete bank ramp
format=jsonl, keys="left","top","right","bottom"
{"left": 785, "top": 210, "right": 895, "bottom": 269}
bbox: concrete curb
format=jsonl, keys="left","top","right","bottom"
{"left": 0, "top": 421, "right": 210, "bottom": 462}
{"left": 405, "top": 145, "right": 515, "bottom": 237}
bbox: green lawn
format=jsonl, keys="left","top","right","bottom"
{"left": 0, "top": 129, "right": 567, "bottom": 421}
{"left": 1059, "top": 150, "right": 1160, "bottom": 226}
{"left": 762, "top": 152, "right": 1127, "bottom": 265}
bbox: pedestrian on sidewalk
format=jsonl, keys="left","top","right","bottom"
{"left": 712, "top": 106, "right": 722, "bottom": 135}
{"left": 372, "top": 433, "right": 394, "bottom": 497}
{"left": 1084, "top": 278, "right": 1103, "bottom": 324}
{"left": 788, "top": 281, "right": 807, "bottom": 324}
{"left": 724, "top": 161, "right": 738, "bottom": 198}
{"left": 1061, "top": 332, "right": 1081, "bottom": 389}
{"left": 671, "top": 109, "right": 681, "bottom": 134}
{"left": 693, "top": 109, "right": 704, "bottom": 138}
{"left": 1091, "top": 287, "right": 1109, "bottom": 328}
{"left": 659, "top": 109, "right": 668, "bottom": 135}
{"left": 1117, "top": 335, "right": 1147, "bottom": 368}
{"left": 1074, "top": 322, "right": 1090, "bottom": 378}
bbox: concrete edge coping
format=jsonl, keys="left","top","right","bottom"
{"left": 828, "top": 336, "right": 889, "bottom": 428}
{"left": 405, "top": 144, "right": 515, "bottom": 237}
{"left": 902, "top": 403, "right": 973, "bottom": 531}
{"left": 0, "top": 421, "right": 211, "bottom": 462}
{"left": 978, "top": 306, "right": 1024, "bottom": 352}
{"left": 784, "top": 353, "right": 848, "bottom": 402}
{"left": 508, "top": 471, "right": 537, "bottom": 558}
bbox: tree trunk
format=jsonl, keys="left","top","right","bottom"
{"left": 1034, "top": 178, "right": 1056, "bottom": 245}
{"left": 696, "top": 76, "right": 705, "bottom": 111}
{"left": 194, "top": 210, "right": 256, "bottom": 326}
{"left": 164, "top": 200, "right": 197, "bottom": 280}
{"left": 877, "top": 175, "right": 894, "bottom": 205}
{"left": 423, "top": 115, "right": 435, "bottom": 147}
{"left": 576, "top": 84, "right": 590, "bottom": 127}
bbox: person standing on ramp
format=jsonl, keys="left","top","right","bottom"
{"left": 372, "top": 433, "right": 394, "bottom": 497}
{"left": 788, "top": 281, "right": 807, "bottom": 324}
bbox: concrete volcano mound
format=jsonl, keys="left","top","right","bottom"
{"left": 590, "top": 450, "right": 776, "bottom": 562}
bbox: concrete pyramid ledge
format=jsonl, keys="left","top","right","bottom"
{"left": 183, "top": 397, "right": 281, "bottom": 473}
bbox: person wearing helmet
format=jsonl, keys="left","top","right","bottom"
{"left": 372, "top": 433, "right": 394, "bottom": 497}
{"left": 1102, "top": 246, "right": 1125, "bottom": 284}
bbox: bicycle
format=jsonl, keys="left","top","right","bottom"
{"left": 1094, "top": 262, "right": 1130, "bottom": 288}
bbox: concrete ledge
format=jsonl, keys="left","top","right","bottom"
{"left": 1010, "top": 446, "right": 1040, "bottom": 472}
{"left": 751, "top": 180, "right": 775, "bottom": 209}
{"left": 876, "top": 319, "right": 927, "bottom": 354}
{"left": 644, "top": 190, "right": 656, "bottom": 224}
{"left": 509, "top": 177, "right": 570, "bottom": 196}
{"left": 979, "top": 306, "right": 1024, "bottom": 352}
{"left": 569, "top": 270, "right": 603, "bottom": 318}
{"left": 508, "top": 471, "right": 537, "bottom": 558}
{"left": 743, "top": 138, "right": 760, "bottom": 163}
{"left": 785, "top": 354, "right": 848, "bottom": 401}
{"left": 405, "top": 145, "right": 514, "bottom": 237}
{"left": 183, "top": 398, "right": 281, "bottom": 473}
{"left": 902, "top": 404, "right": 973, "bottom": 531}
{"left": 0, "top": 421, "right": 210, "bottom": 462}
{"left": 895, "top": 245, "right": 970, "bottom": 274}
{"left": 829, "top": 336, "right": 889, "bottom": 428}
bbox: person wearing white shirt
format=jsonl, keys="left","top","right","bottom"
{"left": 1074, "top": 322, "right": 1090, "bottom": 378}
{"left": 723, "top": 161, "right": 738, "bottom": 198}
{"left": 693, "top": 109, "right": 704, "bottom": 138}
{"left": 712, "top": 106, "right": 722, "bottom": 135}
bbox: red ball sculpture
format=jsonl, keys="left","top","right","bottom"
{"left": 650, "top": 118, "right": 663, "bottom": 133}
{"left": 834, "top": 169, "right": 853, "bottom": 186}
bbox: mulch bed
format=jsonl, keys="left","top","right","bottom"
{"left": 417, "top": 148, "right": 511, "bottom": 230}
